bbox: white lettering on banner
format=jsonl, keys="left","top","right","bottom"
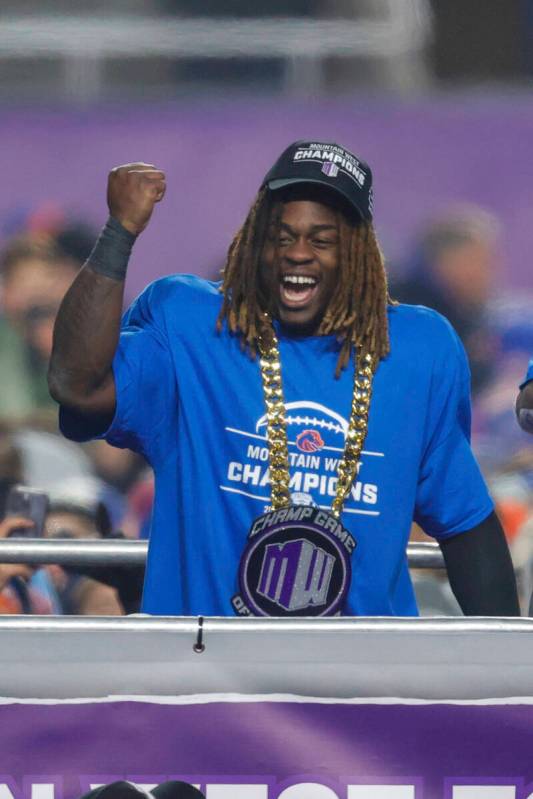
{"left": 90, "top": 788, "right": 160, "bottom": 796}
{"left": 0, "top": 784, "right": 527, "bottom": 799}
{"left": 278, "top": 785, "right": 339, "bottom": 799}
{"left": 0, "top": 787, "right": 56, "bottom": 799}
{"left": 348, "top": 788, "right": 415, "bottom": 798}
{"left": 31, "top": 788, "right": 55, "bottom": 799}
{"left": 452, "top": 789, "right": 516, "bottom": 798}
{"left": 206, "top": 787, "right": 268, "bottom": 799}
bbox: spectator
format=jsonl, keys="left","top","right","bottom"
{"left": 45, "top": 494, "right": 144, "bottom": 614}
{"left": 0, "top": 425, "right": 56, "bottom": 614}
{"left": 0, "top": 224, "right": 144, "bottom": 523}
{"left": 0, "top": 421, "right": 24, "bottom": 505}
{"left": 0, "top": 515, "right": 46, "bottom": 614}
{"left": 392, "top": 205, "right": 501, "bottom": 396}
{"left": 0, "top": 234, "right": 80, "bottom": 421}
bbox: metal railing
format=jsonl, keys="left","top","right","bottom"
{"left": 0, "top": 2, "right": 431, "bottom": 99}
{"left": 1, "top": 615, "right": 532, "bottom": 700}
{"left": 0, "top": 615, "right": 530, "bottom": 633}
{"left": 0, "top": 538, "right": 445, "bottom": 568}
{"left": 0, "top": 9, "right": 430, "bottom": 59}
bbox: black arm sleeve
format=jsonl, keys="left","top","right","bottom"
{"left": 439, "top": 511, "right": 520, "bottom": 616}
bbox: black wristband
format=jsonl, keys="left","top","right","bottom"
{"left": 87, "top": 216, "right": 136, "bottom": 281}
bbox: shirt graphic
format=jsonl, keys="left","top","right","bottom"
{"left": 221, "top": 400, "right": 382, "bottom": 516}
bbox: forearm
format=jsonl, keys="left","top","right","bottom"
{"left": 440, "top": 511, "right": 520, "bottom": 616}
{"left": 48, "top": 222, "right": 131, "bottom": 413}
{"left": 49, "top": 162, "right": 164, "bottom": 415}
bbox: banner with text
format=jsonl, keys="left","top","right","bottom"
{"left": 2, "top": 696, "right": 533, "bottom": 799}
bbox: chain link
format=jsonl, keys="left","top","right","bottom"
{"left": 258, "top": 333, "right": 292, "bottom": 509}
{"left": 258, "top": 321, "right": 375, "bottom": 519}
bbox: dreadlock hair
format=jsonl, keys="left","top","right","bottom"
{"left": 217, "top": 185, "right": 393, "bottom": 377}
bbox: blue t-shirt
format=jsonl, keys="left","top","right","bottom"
{"left": 61, "top": 275, "right": 493, "bottom": 617}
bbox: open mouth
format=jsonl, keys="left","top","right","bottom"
{"left": 279, "top": 274, "right": 319, "bottom": 308}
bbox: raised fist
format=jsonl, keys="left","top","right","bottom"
{"left": 107, "top": 163, "right": 166, "bottom": 236}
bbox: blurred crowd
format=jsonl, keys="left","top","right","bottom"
{"left": 391, "top": 204, "right": 533, "bottom": 614}
{"left": 0, "top": 201, "right": 531, "bottom": 616}
{"left": 0, "top": 208, "right": 152, "bottom": 615}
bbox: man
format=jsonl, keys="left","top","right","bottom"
{"left": 44, "top": 496, "right": 143, "bottom": 615}
{"left": 516, "top": 360, "right": 533, "bottom": 434}
{"left": 48, "top": 140, "right": 519, "bottom": 617}
{"left": 391, "top": 205, "right": 500, "bottom": 396}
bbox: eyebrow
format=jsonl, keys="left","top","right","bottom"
{"left": 279, "top": 222, "right": 338, "bottom": 234}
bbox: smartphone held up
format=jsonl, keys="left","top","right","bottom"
{"left": 5, "top": 486, "right": 49, "bottom": 538}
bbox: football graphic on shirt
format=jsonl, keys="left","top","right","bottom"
{"left": 255, "top": 401, "right": 352, "bottom": 506}
{"left": 256, "top": 401, "right": 348, "bottom": 450}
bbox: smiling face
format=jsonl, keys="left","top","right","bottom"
{"left": 259, "top": 197, "right": 340, "bottom": 335}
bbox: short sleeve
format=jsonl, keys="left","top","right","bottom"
{"left": 519, "top": 358, "right": 533, "bottom": 388}
{"left": 60, "top": 280, "right": 178, "bottom": 464}
{"left": 413, "top": 321, "right": 494, "bottom": 539}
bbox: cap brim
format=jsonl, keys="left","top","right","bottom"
{"left": 266, "top": 177, "right": 368, "bottom": 221}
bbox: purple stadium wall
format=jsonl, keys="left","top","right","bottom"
{"left": 2, "top": 96, "right": 532, "bottom": 300}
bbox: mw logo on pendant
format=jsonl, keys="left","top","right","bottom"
{"left": 232, "top": 506, "right": 356, "bottom": 617}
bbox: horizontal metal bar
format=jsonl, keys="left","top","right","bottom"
{"left": 0, "top": 538, "right": 445, "bottom": 568}
{"left": 0, "top": 538, "right": 147, "bottom": 565}
{"left": 0, "top": 615, "right": 531, "bottom": 635}
{"left": 408, "top": 542, "right": 445, "bottom": 568}
{"left": 0, "top": 14, "right": 429, "bottom": 59}
{"left": 2, "top": 613, "right": 531, "bottom": 701}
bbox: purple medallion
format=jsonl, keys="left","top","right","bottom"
{"left": 233, "top": 505, "right": 355, "bottom": 617}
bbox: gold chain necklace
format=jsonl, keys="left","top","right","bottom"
{"left": 258, "top": 320, "right": 375, "bottom": 519}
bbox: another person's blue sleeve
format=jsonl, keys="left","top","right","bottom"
{"left": 414, "top": 322, "right": 494, "bottom": 539}
{"left": 519, "top": 358, "right": 533, "bottom": 388}
{"left": 60, "top": 281, "right": 177, "bottom": 464}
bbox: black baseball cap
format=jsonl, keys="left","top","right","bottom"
{"left": 78, "top": 781, "right": 204, "bottom": 799}
{"left": 262, "top": 140, "right": 373, "bottom": 221}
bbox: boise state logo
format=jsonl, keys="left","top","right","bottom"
{"left": 296, "top": 429, "right": 324, "bottom": 453}
{"left": 232, "top": 506, "right": 356, "bottom": 617}
{"left": 256, "top": 401, "right": 348, "bottom": 450}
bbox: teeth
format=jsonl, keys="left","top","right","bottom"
{"left": 282, "top": 275, "right": 317, "bottom": 285}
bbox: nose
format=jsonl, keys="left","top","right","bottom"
{"left": 284, "top": 236, "right": 314, "bottom": 264}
